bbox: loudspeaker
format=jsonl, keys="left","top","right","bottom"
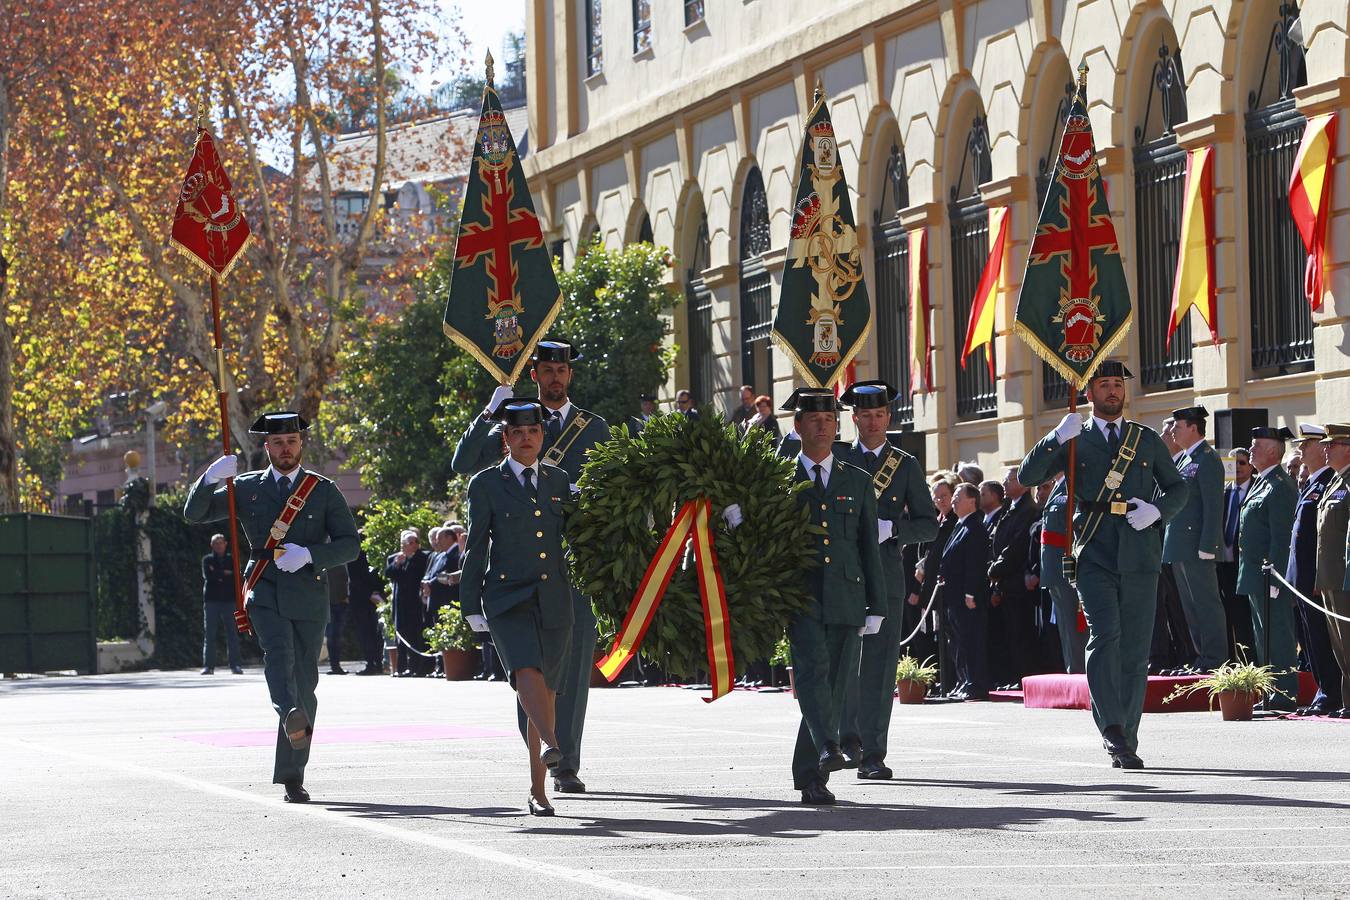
{"left": 1214, "top": 408, "right": 1268, "bottom": 451}
{"left": 888, "top": 429, "right": 927, "bottom": 472}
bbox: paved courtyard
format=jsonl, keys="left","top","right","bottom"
{"left": 4, "top": 670, "right": 1349, "bottom": 898}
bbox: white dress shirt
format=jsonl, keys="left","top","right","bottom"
{"left": 505, "top": 455, "right": 541, "bottom": 487}
{"left": 799, "top": 452, "right": 834, "bottom": 489}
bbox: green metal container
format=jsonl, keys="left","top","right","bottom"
{"left": 0, "top": 514, "right": 98, "bottom": 674}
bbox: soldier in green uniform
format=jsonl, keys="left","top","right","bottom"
{"left": 451, "top": 339, "right": 608, "bottom": 794}
{"left": 781, "top": 388, "right": 886, "bottom": 805}
{"left": 1019, "top": 362, "right": 1186, "bottom": 768}
{"left": 1162, "top": 407, "right": 1228, "bottom": 672}
{"left": 460, "top": 399, "right": 574, "bottom": 816}
{"left": 834, "top": 380, "right": 938, "bottom": 779}
{"left": 184, "top": 413, "right": 360, "bottom": 802}
{"left": 1238, "top": 425, "right": 1300, "bottom": 709}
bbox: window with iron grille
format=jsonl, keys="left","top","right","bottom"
{"left": 1036, "top": 80, "right": 1084, "bottom": 408}
{"left": 684, "top": 0, "right": 704, "bottom": 27}
{"left": 633, "top": 0, "right": 651, "bottom": 54}
{"left": 585, "top": 0, "right": 603, "bottom": 76}
{"left": 1133, "top": 41, "right": 1192, "bottom": 392}
{"left": 1247, "top": 2, "right": 1312, "bottom": 376}
{"left": 739, "top": 168, "right": 773, "bottom": 401}
{"left": 949, "top": 115, "right": 997, "bottom": 420}
{"left": 686, "top": 217, "right": 713, "bottom": 408}
{"left": 872, "top": 143, "right": 913, "bottom": 427}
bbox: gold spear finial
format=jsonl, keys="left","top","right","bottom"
{"left": 485, "top": 50, "right": 495, "bottom": 88}
{"left": 813, "top": 76, "right": 823, "bottom": 105}
{"left": 195, "top": 92, "right": 208, "bottom": 132}
{"left": 1076, "top": 59, "right": 1089, "bottom": 98}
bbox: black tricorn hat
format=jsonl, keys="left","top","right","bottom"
{"left": 1171, "top": 405, "right": 1208, "bottom": 422}
{"left": 531, "top": 340, "right": 583, "bottom": 364}
{"left": 638, "top": 392, "right": 657, "bottom": 403}
{"left": 781, "top": 387, "right": 841, "bottom": 413}
{"left": 1251, "top": 425, "right": 1295, "bottom": 442}
{"left": 840, "top": 380, "right": 898, "bottom": 410}
{"left": 249, "top": 412, "right": 309, "bottom": 435}
{"left": 1089, "top": 360, "right": 1133, "bottom": 381}
{"left": 490, "top": 399, "right": 548, "bottom": 426}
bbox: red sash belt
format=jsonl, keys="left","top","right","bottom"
{"left": 243, "top": 473, "right": 322, "bottom": 597}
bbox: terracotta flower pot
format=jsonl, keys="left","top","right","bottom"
{"left": 385, "top": 647, "right": 399, "bottom": 675}
{"left": 441, "top": 648, "right": 479, "bottom": 681}
{"left": 1217, "top": 689, "right": 1255, "bottom": 721}
{"left": 896, "top": 678, "right": 929, "bottom": 704}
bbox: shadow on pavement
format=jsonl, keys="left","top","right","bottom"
{"left": 322, "top": 800, "right": 522, "bottom": 821}
{"left": 1145, "top": 767, "right": 1350, "bottom": 784}
{"left": 886, "top": 776, "right": 1350, "bottom": 812}
{"left": 0, "top": 674, "right": 253, "bottom": 692}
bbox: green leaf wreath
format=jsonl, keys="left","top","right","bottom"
{"left": 568, "top": 409, "right": 816, "bottom": 676}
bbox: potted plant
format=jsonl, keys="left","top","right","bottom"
{"left": 1163, "top": 648, "right": 1290, "bottom": 721}
{"left": 424, "top": 604, "right": 481, "bottom": 681}
{"left": 769, "top": 635, "right": 793, "bottom": 697}
{"left": 895, "top": 655, "right": 938, "bottom": 704}
{"left": 377, "top": 600, "right": 397, "bottom": 675}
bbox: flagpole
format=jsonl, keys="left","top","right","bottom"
{"left": 208, "top": 272, "right": 250, "bottom": 636}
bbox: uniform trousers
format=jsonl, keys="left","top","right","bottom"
{"left": 1294, "top": 584, "right": 1342, "bottom": 708}
{"left": 841, "top": 593, "right": 905, "bottom": 762}
{"left": 1170, "top": 558, "right": 1228, "bottom": 670}
{"left": 249, "top": 604, "right": 325, "bottom": 784}
{"left": 1320, "top": 590, "right": 1350, "bottom": 706}
{"left": 203, "top": 600, "right": 242, "bottom": 670}
{"left": 1046, "top": 578, "right": 1086, "bottom": 674}
{"left": 789, "top": 615, "right": 861, "bottom": 789}
{"left": 1076, "top": 560, "right": 1157, "bottom": 752}
{"left": 1249, "top": 585, "right": 1299, "bottom": 700}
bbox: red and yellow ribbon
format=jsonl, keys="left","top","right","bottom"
{"left": 596, "top": 498, "right": 736, "bottom": 701}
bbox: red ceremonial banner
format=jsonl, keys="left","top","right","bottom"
{"left": 170, "top": 129, "right": 252, "bottom": 279}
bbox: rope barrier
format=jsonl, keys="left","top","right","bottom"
{"left": 1263, "top": 563, "right": 1350, "bottom": 624}
{"left": 394, "top": 628, "right": 440, "bottom": 658}
{"left": 896, "top": 587, "right": 941, "bottom": 649}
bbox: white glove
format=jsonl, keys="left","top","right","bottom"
{"left": 1053, "top": 413, "right": 1082, "bottom": 445}
{"left": 1198, "top": 550, "right": 1216, "bottom": 561}
{"left": 877, "top": 519, "right": 894, "bottom": 544}
{"left": 569, "top": 483, "right": 580, "bottom": 495}
{"left": 204, "top": 454, "right": 238, "bottom": 484}
{"left": 370, "top": 593, "right": 382, "bottom": 603}
{"left": 723, "top": 504, "right": 743, "bottom": 530}
{"left": 466, "top": 614, "right": 489, "bottom": 633}
{"left": 274, "top": 543, "right": 312, "bottom": 572}
{"left": 858, "top": 615, "right": 884, "bottom": 636}
{"left": 486, "top": 384, "right": 514, "bottom": 414}
{"left": 1124, "top": 498, "right": 1162, "bottom": 531}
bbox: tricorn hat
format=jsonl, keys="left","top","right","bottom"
{"left": 1089, "top": 360, "right": 1133, "bottom": 381}
{"left": 840, "top": 380, "right": 898, "bottom": 410}
{"left": 638, "top": 392, "right": 657, "bottom": 403}
{"left": 1251, "top": 425, "right": 1295, "bottom": 442}
{"left": 531, "top": 339, "right": 583, "bottom": 364}
{"left": 1170, "top": 405, "right": 1208, "bottom": 422}
{"left": 781, "top": 387, "right": 842, "bottom": 413}
{"left": 490, "top": 399, "right": 548, "bottom": 426}
{"left": 249, "top": 412, "right": 309, "bottom": 435}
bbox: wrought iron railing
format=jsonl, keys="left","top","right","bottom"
{"left": 739, "top": 257, "right": 773, "bottom": 398}
{"left": 872, "top": 219, "right": 913, "bottom": 426}
{"left": 949, "top": 195, "right": 997, "bottom": 419}
{"left": 1133, "top": 138, "right": 1192, "bottom": 390}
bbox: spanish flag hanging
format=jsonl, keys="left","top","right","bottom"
{"left": 1289, "top": 112, "right": 1338, "bottom": 312}
{"left": 961, "top": 206, "right": 1009, "bottom": 380}
{"left": 1168, "top": 145, "right": 1217, "bottom": 347}
{"left": 908, "top": 228, "right": 932, "bottom": 395}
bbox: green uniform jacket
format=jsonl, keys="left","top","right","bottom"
{"left": 1314, "top": 467, "right": 1350, "bottom": 592}
{"left": 835, "top": 441, "right": 938, "bottom": 597}
{"left": 1162, "top": 440, "right": 1225, "bottom": 562}
{"left": 1019, "top": 419, "right": 1186, "bottom": 573}
{"left": 183, "top": 469, "right": 360, "bottom": 622}
{"left": 452, "top": 405, "right": 610, "bottom": 482}
{"left": 1236, "top": 465, "right": 1298, "bottom": 597}
{"left": 460, "top": 459, "right": 574, "bottom": 630}
{"left": 794, "top": 458, "right": 887, "bottom": 626}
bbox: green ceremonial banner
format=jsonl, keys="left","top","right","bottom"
{"left": 1014, "top": 66, "right": 1132, "bottom": 390}
{"left": 770, "top": 83, "right": 871, "bottom": 389}
{"left": 443, "top": 64, "right": 560, "bottom": 385}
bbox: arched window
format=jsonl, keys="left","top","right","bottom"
{"left": 739, "top": 167, "right": 773, "bottom": 399}
{"left": 948, "top": 113, "right": 996, "bottom": 420}
{"left": 637, "top": 212, "right": 654, "bottom": 245}
{"left": 685, "top": 214, "right": 713, "bottom": 409}
{"left": 1037, "top": 80, "right": 1083, "bottom": 407}
{"left": 1133, "top": 38, "right": 1191, "bottom": 391}
{"left": 585, "top": 0, "right": 603, "bottom": 76}
{"left": 871, "top": 142, "right": 913, "bottom": 426}
{"left": 1247, "top": 1, "right": 1312, "bottom": 375}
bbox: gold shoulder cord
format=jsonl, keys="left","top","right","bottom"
{"left": 542, "top": 412, "right": 591, "bottom": 467}
{"left": 1072, "top": 422, "right": 1143, "bottom": 558}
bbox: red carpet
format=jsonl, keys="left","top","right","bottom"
{"left": 1021, "top": 671, "right": 1318, "bottom": 712}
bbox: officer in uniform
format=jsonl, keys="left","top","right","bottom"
{"left": 782, "top": 388, "right": 886, "bottom": 805}
{"left": 1238, "top": 426, "right": 1300, "bottom": 709}
{"left": 835, "top": 380, "right": 937, "bottom": 779}
{"left": 1161, "top": 406, "right": 1227, "bottom": 673}
{"left": 460, "top": 399, "right": 575, "bottom": 816}
{"left": 451, "top": 339, "right": 608, "bottom": 794}
{"left": 1315, "top": 425, "right": 1350, "bottom": 716}
{"left": 1290, "top": 424, "right": 1342, "bottom": 715}
{"left": 184, "top": 412, "right": 359, "bottom": 802}
{"left": 1019, "top": 362, "right": 1186, "bottom": 768}
{"left": 1040, "top": 475, "right": 1086, "bottom": 673}
{"left": 628, "top": 393, "right": 660, "bottom": 436}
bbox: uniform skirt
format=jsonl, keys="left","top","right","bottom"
{"left": 488, "top": 597, "right": 572, "bottom": 692}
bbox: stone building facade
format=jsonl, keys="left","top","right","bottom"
{"left": 523, "top": 0, "right": 1350, "bottom": 475}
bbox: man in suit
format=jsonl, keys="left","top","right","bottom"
{"left": 1315, "top": 425, "right": 1350, "bottom": 717}
{"left": 201, "top": 534, "right": 243, "bottom": 675}
{"left": 346, "top": 544, "right": 386, "bottom": 675}
{"left": 184, "top": 412, "right": 359, "bottom": 802}
{"left": 938, "top": 482, "right": 992, "bottom": 700}
{"left": 1161, "top": 407, "right": 1228, "bottom": 674}
{"left": 782, "top": 388, "right": 886, "bottom": 805}
{"left": 1019, "top": 362, "right": 1186, "bottom": 768}
{"left": 452, "top": 339, "right": 608, "bottom": 794}
{"left": 385, "top": 530, "right": 431, "bottom": 676}
{"left": 979, "top": 480, "right": 1005, "bottom": 533}
{"left": 627, "top": 393, "right": 660, "bottom": 436}
{"left": 1220, "top": 449, "right": 1256, "bottom": 659}
{"left": 729, "top": 384, "right": 756, "bottom": 429}
{"left": 835, "top": 380, "right": 938, "bottom": 780}
{"left": 1290, "top": 424, "right": 1342, "bottom": 715}
{"left": 324, "top": 558, "right": 350, "bottom": 675}
{"left": 988, "top": 467, "right": 1040, "bottom": 688}
{"left": 1238, "top": 426, "right": 1300, "bottom": 709}
{"left": 674, "top": 389, "right": 699, "bottom": 419}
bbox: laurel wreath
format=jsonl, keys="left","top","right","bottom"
{"left": 568, "top": 411, "right": 817, "bottom": 676}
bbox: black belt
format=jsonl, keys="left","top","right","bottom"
{"left": 247, "top": 548, "right": 282, "bottom": 561}
{"left": 1077, "top": 500, "right": 1138, "bottom": 515}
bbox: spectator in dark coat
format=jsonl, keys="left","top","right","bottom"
{"left": 201, "top": 534, "right": 243, "bottom": 675}
{"left": 385, "top": 530, "right": 431, "bottom": 676}
{"left": 347, "top": 543, "right": 386, "bottom": 675}
{"left": 937, "top": 482, "right": 992, "bottom": 700}
{"left": 987, "top": 466, "right": 1041, "bottom": 688}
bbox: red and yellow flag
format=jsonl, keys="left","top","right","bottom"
{"left": 1168, "top": 145, "right": 1217, "bottom": 347}
{"left": 170, "top": 129, "right": 252, "bottom": 279}
{"left": 908, "top": 228, "right": 932, "bottom": 394}
{"left": 1289, "top": 112, "right": 1337, "bottom": 312}
{"left": 962, "top": 206, "right": 1010, "bottom": 379}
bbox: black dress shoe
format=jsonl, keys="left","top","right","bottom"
{"left": 818, "top": 742, "right": 847, "bottom": 773}
{"left": 230, "top": 666, "right": 244, "bottom": 675}
{"left": 326, "top": 667, "right": 348, "bottom": 675}
{"left": 553, "top": 771, "right": 586, "bottom": 793}
{"left": 1101, "top": 725, "right": 1130, "bottom": 756}
{"left": 200, "top": 667, "right": 214, "bottom": 675}
{"left": 1111, "top": 750, "right": 1145, "bottom": 770}
{"left": 356, "top": 666, "right": 383, "bottom": 676}
{"left": 800, "top": 782, "right": 836, "bottom": 805}
{"left": 840, "top": 738, "right": 862, "bottom": 769}
{"left": 282, "top": 781, "right": 310, "bottom": 803}
{"left": 857, "top": 758, "right": 893, "bottom": 780}
{"left": 1330, "top": 708, "right": 1348, "bottom": 719}
{"left": 527, "top": 796, "right": 555, "bottom": 817}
